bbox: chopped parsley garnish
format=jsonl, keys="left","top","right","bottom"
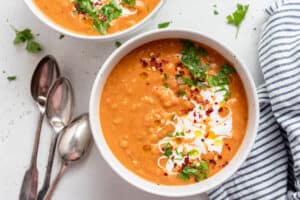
{"left": 175, "top": 132, "right": 185, "bottom": 136}
{"left": 158, "top": 21, "right": 171, "bottom": 29}
{"left": 163, "top": 82, "right": 169, "bottom": 88}
{"left": 164, "top": 143, "right": 172, "bottom": 157}
{"left": 181, "top": 40, "right": 208, "bottom": 81}
{"left": 207, "top": 64, "right": 235, "bottom": 100}
{"left": 12, "top": 28, "right": 42, "bottom": 53}
{"left": 166, "top": 133, "right": 173, "bottom": 137}
{"left": 115, "top": 41, "right": 122, "bottom": 48}
{"left": 177, "top": 89, "right": 186, "bottom": 97}
{"left": 207, "top": 64, "right": 235, "bottom": 87}
{"left": 164, "top": 73, "right": 169, "bottom": 80}
{"left": 178, "top": 161, "right": 209, "bottom": 182}
{"left": 227, "top": 4, "right": 249, "bottom": 38}
{"left": 122, "top": 0, "right": 136, "bottom": 7}
{"left": 73, "top": 0, "right": 122, "bottom": 35}
{"left": 214, "top": 10, "right": 219, "bottom": 15}
{"left": 7, "top": 76, "right": 16, "bottom": 81}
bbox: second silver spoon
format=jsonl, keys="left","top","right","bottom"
{"left": 37, "top": 77, "right": 74, "bottom": 200}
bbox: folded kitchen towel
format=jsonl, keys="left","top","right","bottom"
{"left": 208, "top": 0, "right": 300, "bottom": 199}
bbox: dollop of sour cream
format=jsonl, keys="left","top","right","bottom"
{"left": 157, "top": 86, "right": 232, "bottom": 174}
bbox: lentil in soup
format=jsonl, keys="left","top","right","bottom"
{"left": 33, "top": 0, "right": 160, "bottom": 36}
{"left": 100, "top": 39, "right": 248, "bottom": 185}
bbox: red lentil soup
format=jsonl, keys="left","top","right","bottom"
{"left": 33, "top": 0, "right": 160, "bottom": 36}
{"left": 100, "top": 39, "right": 248, "bottom": 185}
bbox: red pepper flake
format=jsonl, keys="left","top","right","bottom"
{"left": 206, "top": 108, "right": 213, "bottom": 116}
{"left": 171, "top": 156, "right": 175, "bottom": 160}
{"left": 164, "top": 172, "right": 168, "bottom": 176}
{"left": 184, "top": 157, "right": 189, "bottom": 165}
{"left": 161, "top": 59, "right": 169, "bottom": 64}
{"left": 101, "top": 15, "right": 107, "bottom": 22}
{"left": 209, "top": 159, "right": 217, "bottom": 165}
{"left": 146, "top": 82, "right": 150, "bottom": 85}
{"left": 218, "top": 155, "right": 222, "bottom": 159}
{"left": 174, "top": 163, "right": 177, "bottom": 168}
{"left": 193, "top": 119, "right": 197, "bottom": 123}
{"left": 205, "top": 100, "right": 210, "bottom": 104}
{"left": 139, "top": 58, "right": 149, "bottom": 67}
{"left": 218, "top": 107, "right": 224, "bottom": 112}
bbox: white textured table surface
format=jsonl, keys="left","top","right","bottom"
{"left": 0, "top": 0, "right": 270, "bottom": 199}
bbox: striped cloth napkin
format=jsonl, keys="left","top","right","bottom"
{"left": 208, "top": 0, "right": 300, "bottom": 199}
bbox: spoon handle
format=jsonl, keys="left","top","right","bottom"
{"left": 44, "top": 163, "right": 68, "bottom": 200}
{"left": 19, "top": 113, "right": 44, "bottom": 200}
{"left": 37, "top": 133, "right": 59, "bottom": 200}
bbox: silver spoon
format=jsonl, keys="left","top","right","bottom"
{"left": 44, "top": 114, "right": 92, "bottom": 200}
{"left": 37, "top": 77, "right": 74, "bottom": 200}
{"left": 19, "top": 55, "right": 60, "bottom": 200}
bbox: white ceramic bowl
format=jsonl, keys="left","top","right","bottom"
{"left": 24, "top": 0, "right": 165, "bottom": 40}
{"left": 89, "top": 29, "right": 259, "bottom": 197}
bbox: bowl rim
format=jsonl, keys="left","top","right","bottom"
{"left": 23, "top": 0, "right": 165, "bottom": 40}
{"left": 89, "top": 28, "right": 259, "bottom": 197}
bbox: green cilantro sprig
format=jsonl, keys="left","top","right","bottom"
{"left": 158, "top": 21, "right": 171, "bottom": 29}
{"left": 181, "top": 40, "right": 208, "bottom": 81}
{"left": 227, "top": 4, "right": 249, "bottom": 38}
{"left": 73, "top": 0, "right": 122, "bottom": 35}
{"left": 178, "top": 161, "right": 209, "bottom": 182}
{"left": 13, "top": 28, "right": 42, "bottom": 53}
{"left": 207, "top": 64, "right": 236, "bottom": 100}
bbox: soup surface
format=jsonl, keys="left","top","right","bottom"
{"left": 100, "top": 39, "right": 248, "bottom": 185}
{"left": 33, "top": 0, "right": 160, "bottom": 36}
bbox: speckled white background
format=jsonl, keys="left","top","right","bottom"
{"left": 0, "top": 0, "right": 271, "bottom": 199}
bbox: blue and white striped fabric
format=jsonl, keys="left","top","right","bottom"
{"left": 208, "top": 0, "right": 300, "bottom": 199}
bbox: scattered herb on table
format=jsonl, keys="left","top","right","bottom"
{"left": 158, "top": 21, "right": 171, "bottom": 29}
{"left": 59, "top": 34, "right": 65, "bottom": 39}
{"left": 115, "top": 41, "right": 122, "bottom": 48}
{"left": 214, "top": 10, "right": 219, "bottom": 15}
{"left": 226, "top": 4, "right": 249, "bottom": 38}
{"left": 122, "top": 0, "right": 136, "bottom": 7}
{"left": 73, "top": 0, "right": 122, "bottom": 35}
{"left": 12, "top": 27, "right": 42, "bottom": 53}
{"left": 7, "top": 76, "right": 16, "bottom": 81}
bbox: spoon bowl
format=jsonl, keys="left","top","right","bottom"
{"left": 44, "top": 113, "right": 92, "bottom": 200}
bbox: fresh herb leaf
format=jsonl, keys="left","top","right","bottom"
{"left": 12, "top": 27, "right": 42, "bottom": 53}
{"left": 164, "top": 73, "right": 169, "bottom": 80}
{"left": 208, "top": 64, "right": 235, "bottom": 87}
{"left": 26, "top": 40, "right": 42, "bottom": 53}
{"left": 59, "top": 34, "right": 65, "bottom": 39}
{"left": 181, "top": 40, "right": 208, "bottom": 80}
{"left": 198, "top": 160, "right": 209, "bottom": 172}
{"left": 13, "top": 29, "right": 33, "bottom": 44}
{"left": 115, "top": 41, "right": 122, "bottom": 48}
{"left": 164, "top": 143, "right": 172, "bottom": 157}
{"left": 178, "top": 172, "right": 190, "bottom": 180}
{"left": 158, "top": 21, "right": 171, "bottom": 29}
{"left": 7, "top": 76, "right": 16, "bottom": 81}
{"left": 214, "top": 10, "right": 219, "bottom": 15}
{"left": 122, "top": 0, "right": 136, "bottom": 7}
{"left": 178, "top": 89, "right": 186, "bottom": 97}
{"left": 166, "top": 133, "right": 173, "bottom": 137}
{"left": 163, "top": 82, "right": 169, "bottom": 88}
{"left": 226, "top": 4, "right": 249, "bottom": 38}
{"left": 73, "top": 0, "right": 122, "bottom": 35}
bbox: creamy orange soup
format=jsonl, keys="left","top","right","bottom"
{"left": 100, "top": 39, "right": 248, "bottom": 185}
{"left": 33, "top": 0, "right": 159, "bottom": 36}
